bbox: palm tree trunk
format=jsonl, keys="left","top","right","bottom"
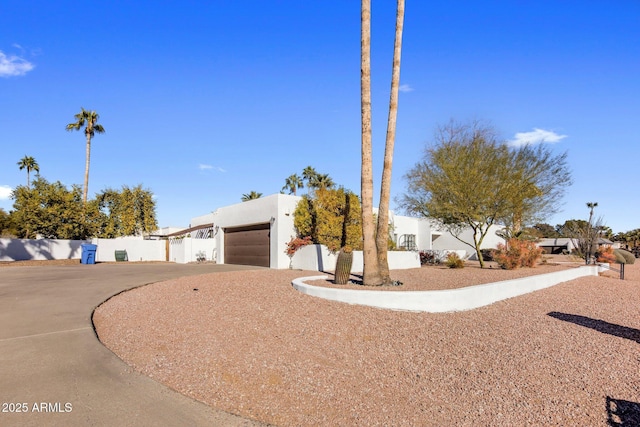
{"left": 83, "top": 133, "right": 91, "bottom": 204}
{"left": 82, "top": 134, "right": 91, "bottom": 205}
{"left": 361, "top": 0, "right": 382, "bottom": 286}
{"left": 376, "top": 0, "right": 405, "bottom": 285}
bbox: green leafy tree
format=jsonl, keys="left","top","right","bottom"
{"left": 400, "top": 121, "right": 509, "bottom": 267}
{"left": 0, "top": 208, "right": 16, "bottom": 237}
{"left": 17, "top": 156, "right": 39, "bottom": 189}
{"left": 66, "top": 108, "right": 105, "bottom": 204}
{"left": 556, "top": 219, "right": 588, "bottom": 237}
{"left": 529, "top": 223, "right": 560, "bottom": 238}
{"left": 282, "top": 174, "right": 304, "bottom": 195}
{"left": 293, "top": 188, "right": 363, "bottom": 253}
{"left": 11, "top": 177, "right": 156, "bottom": 239}
{"left": 499, "top": 144, "right": 571, "bottom": 239}
{"left": 11, "top": 177, "right": 98, "bottom": 239}
{"left": 241, "top": 191, "right": 262, "bottom": 201}
{"left": 400, "top": 120, "right": 571, "bottom": 268}
{"left": 96, "top": 185, "right": 158, "bottom": 237}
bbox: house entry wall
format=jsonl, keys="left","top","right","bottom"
{"left": 224, "top": 223, "right": 270, "bottom": 267}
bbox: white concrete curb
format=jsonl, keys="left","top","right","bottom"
{"left": 291, "top": 265, "right": 602, "bottom": 313}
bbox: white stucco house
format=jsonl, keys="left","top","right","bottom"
{"left": 0, "top": 193, "right": 504, "bottom": 266}
{"left": 183, "top": 193, "right": 505, "bottom": 269}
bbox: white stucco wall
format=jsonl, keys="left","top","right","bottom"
{"left": 391, "top": 214, "right": 433, "bottom": 251}
{"left": 290, "top": 244, "right": 420, "bottom": 272}
{"left": 169, "top": 238, "right": 188, "bottom": 263}
{"left": 430, "top": 222, "right": 505, "bottom": 258}
{"left": 168, "top": 238, "right": 216, "bottom": 264}
{"left": 0, "top": 238, "right": 88, "bottom": 261}
{"left": 93, "top": 238, "right": 166, "bottom": 262}
{"left": 0, "top": 238, "right": 167, "bottom": 263}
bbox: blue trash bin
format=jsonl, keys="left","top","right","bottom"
{"left": 81, "top": 244, "right": 97, "bottom": 265}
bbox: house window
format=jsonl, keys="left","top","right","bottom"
{"left": 400, "top": 234, "right": 416, "bottom": 251}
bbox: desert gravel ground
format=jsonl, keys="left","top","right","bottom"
{"left": 92, "top": 259, "right": 640, "bottom": 426}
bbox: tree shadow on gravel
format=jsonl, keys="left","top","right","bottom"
{"left": 547, "top": 312, "right": 640, "bottom": 344}
{"left": 606, "top": 397, "right": 640, "bottom": 426}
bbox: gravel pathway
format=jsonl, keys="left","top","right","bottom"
{"left": 93, "top": 261, "right": 640, "bottom": 426}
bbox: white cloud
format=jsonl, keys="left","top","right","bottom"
{"left": 0, "top": 185, "right": 13, "bottom": 200}
{"left": 509, "top": 128, "right": 568, "bottom": 147}
{"left": 0, "top": 51, "right": 34, "bottom": 77}
{"left": 399, "top": 84, "right": 413, "bottom": 93}
{"left": 198, "top": 164, "right": 226, "bottom": 173}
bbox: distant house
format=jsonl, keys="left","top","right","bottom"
{"left": 537, "top": 237, "right": 613, "bottom": 254}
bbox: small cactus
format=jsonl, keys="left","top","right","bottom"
{"left": 334, "top": 246, "right": 353, "bottom": 284}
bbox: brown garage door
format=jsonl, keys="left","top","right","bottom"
{"left": 224, "top": 223, "right": 270, "bottom": 267}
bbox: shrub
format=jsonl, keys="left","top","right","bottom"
{"left": 480, "top": 248, "right": 494, "bottom": 262}
{"left": 285, "top": 236, "right": 312, "bottom": 257}
{"left": 445, "top": 252, "right": 464, "bottom": 269}
{"left": 419, "top": 250, "right": 447, "bottom": 265}
{"left": 522, "top": 241, "right": 544, "bottom": 268}
{"left": 293, "top": 189, "right": 363, "bottom": 253}
{"left": 492, "top": 239, "right": 543, "bottom": 270}
{"left": 493, "top": 243, "right": 520, "bottom": 270}
{"left": 596, "top": 246, "right": 616, "bottom": 264}
{"left": 614, "top": 248, "right": 636, "bottom": 265}
{"left": 419, "top": 251, "right": 433, "bottom": 265}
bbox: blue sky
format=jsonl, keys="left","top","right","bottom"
{"left": 2, "top": 1, "right": 639, "bottom": 233}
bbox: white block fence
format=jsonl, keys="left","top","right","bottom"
{"left": 0, "top": 238, "right": 87, "bottom": 261}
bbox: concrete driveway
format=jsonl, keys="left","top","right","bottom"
{"left": 0, "top": 263, "right": 268, "bottom": 427}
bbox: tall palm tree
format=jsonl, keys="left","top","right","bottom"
{"left": 302, "top": 166, "right": 318, "bottom": 190}
{"left": 241, "top": 191, "right": 262, "bottom": 201}
{"left": 376, "top": 0, "right": 405, "bottom": 285}
{"left": 310, "top": 173, "right": 335, "bottom": 191}
{"left": 17, "top": 155, "right": 39, "bottom": 188}
{"left": 66, "top": 108, "right": 105, "bottom": 204}
{"left": 282, "top": 174, "right": 304, "bottom": 195}
{"left": 360, "top": 0, "right": 382, "bottom": 286}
